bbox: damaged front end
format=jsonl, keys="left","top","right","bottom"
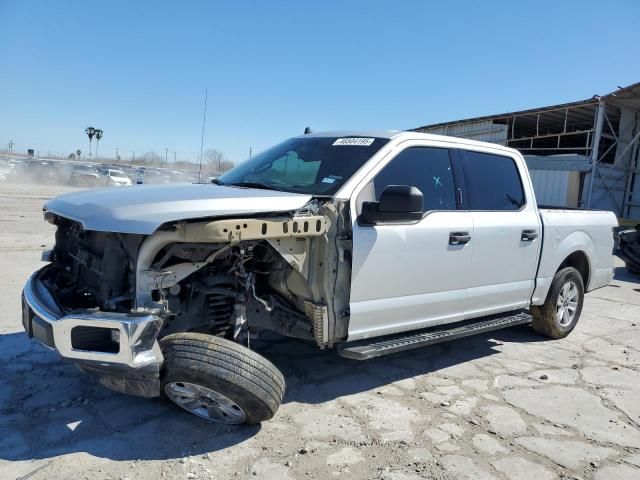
{"left": 23, "top": 216, "right": 164, "bottom": 396}
{"left": 23, "top": 199, "right": 352, "bottom": 398}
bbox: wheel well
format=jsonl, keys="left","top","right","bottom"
{"left": 558, "top": 251, "right": 590, "bottom": 288}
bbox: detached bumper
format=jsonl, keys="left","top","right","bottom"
{"left": 21, "top": 267, "right": 164, "bottom": 397}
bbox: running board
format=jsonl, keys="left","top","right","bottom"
{"left": 337, "top": 311, "right": 532, "bottom": 360}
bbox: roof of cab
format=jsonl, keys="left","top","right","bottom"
{"left": 295, "top": 130, "right": 405, "bottom": 139}
{"left": 297, "top": 129, "right": 521, "bottom": 155}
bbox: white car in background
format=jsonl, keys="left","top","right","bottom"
{"left": 101, "top": 168, "right": 133, "bottom": 187}
{"left": 0, "top": 159, "right": 11, "bottom": 181}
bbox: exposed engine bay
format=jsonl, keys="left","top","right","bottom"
{"left": 42, "top": 199, "right": 352, "bottom": 349}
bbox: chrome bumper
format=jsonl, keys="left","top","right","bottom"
{"left": 22, "top": 267, "right": 164, "bottom": 397}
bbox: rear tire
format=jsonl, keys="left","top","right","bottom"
{"left": 625, "top": 263, "right": 640, "bottom": 275}
{"left": 531, "top": 267, "right": 584, "bottom": 339}
{"left": 160, "top": 333, "right": 285, "bottom": 424}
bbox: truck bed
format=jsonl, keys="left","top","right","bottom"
{"left": 531, "top": 208, "right": 617, "bottom": 305}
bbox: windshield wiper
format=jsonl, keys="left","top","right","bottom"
{"left": 225, "top": 181, "right": 275, "bottom": 191}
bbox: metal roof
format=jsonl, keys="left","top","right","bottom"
{"left": 413, "top": 82, "right": 640, "bottom": 131}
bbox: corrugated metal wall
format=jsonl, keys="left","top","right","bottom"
{"left": 529, "top": 170, "right": 581, "bottom": 207}
{"left": 419, "top": 120, "right": 508, "bottom": 144}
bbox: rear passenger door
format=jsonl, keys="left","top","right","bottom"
{"left": 457, "top": 149, "right": 542, "bottom": 318}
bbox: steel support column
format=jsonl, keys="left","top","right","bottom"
{"left": 586, "top": 100, "right": 605, "bottom": 208}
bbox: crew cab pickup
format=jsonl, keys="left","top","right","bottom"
{"left": 21, "top": 131, "right": 617, "bottom": 424}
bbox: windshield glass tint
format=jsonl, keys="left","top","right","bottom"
{"left": 219, "top": 136, "right": 390, "bottom": 195}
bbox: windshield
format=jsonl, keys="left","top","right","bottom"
{"left": 218, "top": 136, "right": 390, "bottom": 195}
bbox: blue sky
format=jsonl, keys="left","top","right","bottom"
{"left": 1, "top": 0, "right": 639, "bottom": 163}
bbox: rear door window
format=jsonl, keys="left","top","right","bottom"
{"left": 460, "top": 150, "right": 525, "bottom": 210}
{"left": 373, "top": 147, "right": 456, "bottom": 211}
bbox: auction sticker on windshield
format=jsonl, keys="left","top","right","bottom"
{"left": 332, "top": 137, "right": 375, "bottom": 146}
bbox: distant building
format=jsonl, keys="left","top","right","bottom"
{"left": 413, "top": 82, "right": 640, "bottom": 219}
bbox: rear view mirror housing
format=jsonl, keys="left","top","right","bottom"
{"left": 360, "top": 185, "right": 423, "bottom": 225}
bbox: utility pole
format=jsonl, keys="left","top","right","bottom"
{"left": 197, "top": 88, "right": 208, "bottom": 183}
{"left": 116, "top": 147, "right": 119, "bottom": 164}
{"left": 131, "top": 151, "right": 135, "bottom": 162}
{"left": 164, "top": 148, "right": 168, "bottom": 165}
{"left": 8, "top": 140, "right": 15, "bottom": 153}
{"left": 249, "top": 146, "right": 252, "bottom": 158}
{"left": 172, "top": 151, "right": 176, "bottom": 163}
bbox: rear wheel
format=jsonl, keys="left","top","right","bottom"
{"left": 160, "top": 333, "right": 285, "bottom": 424}
{"left": 531, "top": 267, "right": 584, "bottom": 339}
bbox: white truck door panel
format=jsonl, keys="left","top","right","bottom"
{"left": 349, "top": 212, "right": 473, "bottom": 340}
{"left": 457, "top": 149, "right": 542, "bottom": 318}
{"left": 465, "top": 211, "right": 541, "bottom": 317}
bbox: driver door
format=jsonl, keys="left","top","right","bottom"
{"left": 348, "top": 146, "right": 473, "bottom": 341}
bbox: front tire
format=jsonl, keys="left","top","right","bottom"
{"left": 531, "top": 267, "right": 584, "bottom": 339}
{"left": 160, "top": 333, "right": 285, "bottom": 424}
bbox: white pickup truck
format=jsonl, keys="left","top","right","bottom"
{"left": 22, "top": 131, "right": 617, "bottom": 424}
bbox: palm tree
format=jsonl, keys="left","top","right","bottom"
{"left": 85, "top": 127, "right": 96, "bottom": 158}
{"left": 94, "top": 129, "right": 104, "bottom": 159}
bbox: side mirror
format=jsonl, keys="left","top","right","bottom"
{"left": 360, "top": 185, "right": 423, "bottom": 225}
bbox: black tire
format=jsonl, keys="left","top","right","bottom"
{"left": 160, "top": 333, "right": 285, "bottom": 424}
{"left": 531, "top": 267, "right": 584, "bottom": 339}
{"left": 625, "top": 263, "right": 640, "bottom": 275}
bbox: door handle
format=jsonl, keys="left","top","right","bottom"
{"left": 521, "top": 229, "right": 539, "bottom": 241}
{"left": 449, "top": 232, "right": 471, "bottom": 245}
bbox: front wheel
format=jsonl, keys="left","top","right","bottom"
{"left": 160, "top": 333, "right": 285, "bottom": 424}
{"left": 531, "top": 267, "right": 584, "bottom": 339}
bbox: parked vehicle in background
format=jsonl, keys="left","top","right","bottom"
{"left": 168, "top": 170, "right": 198, "bottom": 183}
{"left": 117, "top": 166, "right": 140, "bottom": 183}
{"left": 618, "top": 226, "right": 640, "bottom": 275}
{"left": 141, "top": 168, "right": 171, "bottom": 184}
{"left": 64, "top": 163, "right": 101, "bottom": 187}
{"left": 0, "top": 159, "right": 11, "bottom": 181}
{"left": 21, "top": 131, "right": 617, "bottom": 425}
{"left": 23, "top": 160, "right": 57, "bottom": 183}
{"left": 99, "top": 168, "right": 133, "bottom": 187}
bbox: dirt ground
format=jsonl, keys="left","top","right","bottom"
{"left": 1, "top": 181, "right": 639, "bottom": 480}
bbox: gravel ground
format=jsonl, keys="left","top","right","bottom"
{"left": 1, "top": 181, "right": 639, "bottom": 480}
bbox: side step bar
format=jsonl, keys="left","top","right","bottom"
{"left": 337, "top": 311, "right": 532, "bottom": 360}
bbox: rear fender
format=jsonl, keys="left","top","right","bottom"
{"left": 531, "top": 229, "right": 594, "bottom": 305}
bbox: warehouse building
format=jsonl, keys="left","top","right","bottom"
{"left": 413, "top": 82, "right": 640, "bottom": 219}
